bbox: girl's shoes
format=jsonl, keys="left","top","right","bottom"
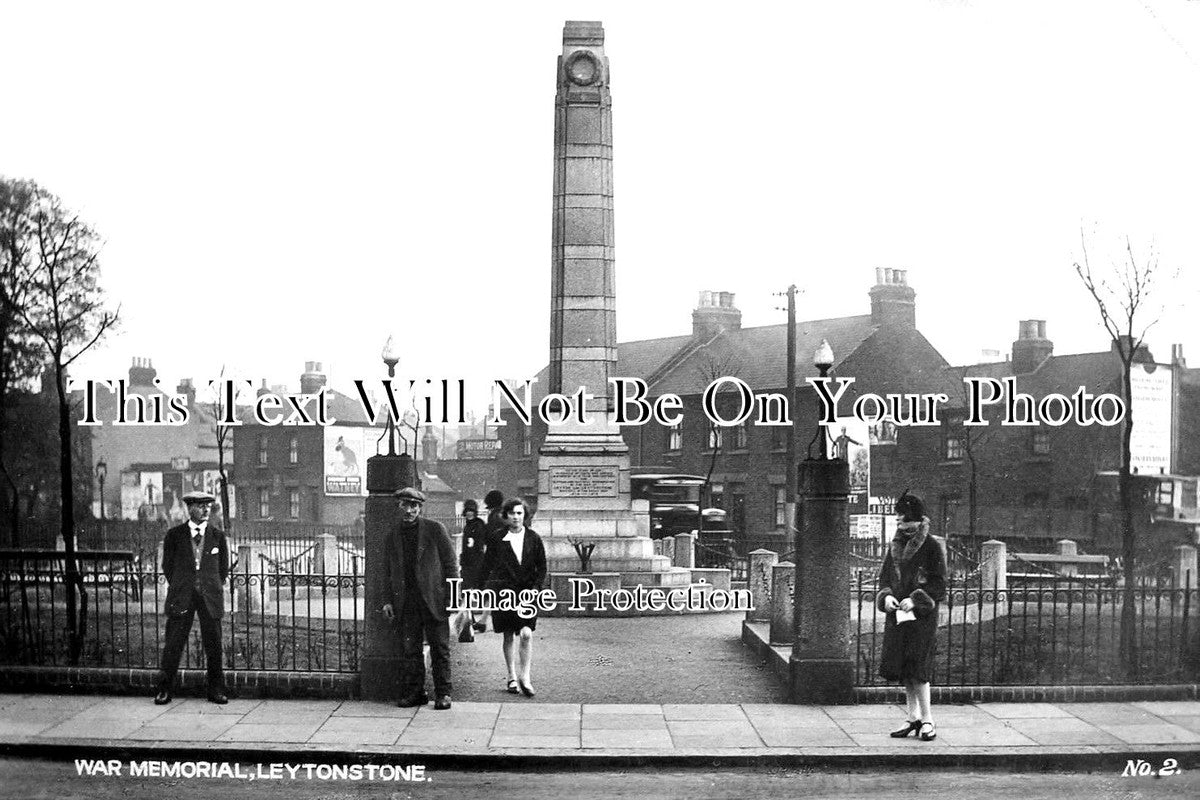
{"left": 889, "top": 720, "right": 921, "bottom": 738}
{"left": 506, "top": 679, "right": 519, "bottom": 695}
{"left": 919, "top": 722, "right": 937, "bottom": 741}
{"left": 518, "top": 678, "right": 536, "bottom": 698}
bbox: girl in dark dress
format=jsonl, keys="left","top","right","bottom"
{"left": 875, "top": 493, "right": 947, "bottom": 741}
{"left": 477, "top": 498, "right": 547, "bottom": 698}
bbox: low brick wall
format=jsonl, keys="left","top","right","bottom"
{"left": 0, "top": 666, "right": 358, "bottom": 699}
{"left": 742, "top": 620, "right": 1200, "bottom": 704}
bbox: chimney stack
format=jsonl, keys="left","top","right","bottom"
{"left": 1011, "top": 320, "right": 1053, "bottom": 374}
{"left": 1112, "top": 335, "right": 1154, "bottom": 363}
{"left": 128, "top": 357, "right": 157, "bottom": 387}
{"left": 422, "top": 427, "right": 439, "bottom": 470}
{"left": 300, "top": 361, "right": 327, "bottom": 395}
{"left": 176, "top": 378, "right": 196, "bottom": 407}
{"left": 869, "top": 269, "right": 916, "bottom": 329}
{"left": 692, "top": 290, "right": 742, "bottom": 339}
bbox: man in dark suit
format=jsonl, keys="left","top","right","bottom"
{"left": 154, "top": 491, "right": 230, "bottom": 705}
{"left": 381, "top": 487, "right": 459, "bottom": 710}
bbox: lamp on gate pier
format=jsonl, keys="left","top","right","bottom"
{"left": 380, "top": 336, "right": 401, "bottom": 456}
{"left": 809, "top": 339, "right": 834, "bottom": 460}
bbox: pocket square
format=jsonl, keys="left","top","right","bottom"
{"left": 210, "top": 547, "right": 219, "bottom": 554}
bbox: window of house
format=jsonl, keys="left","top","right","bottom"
{"left": 733, "top": 421, "right": 748, "bottom": 450}
{"left": 770, "top": 426, "right": 787, "bottom": 451}
{"left": 519, "top": 427, "right": 531, "bottom": 457}
{"left": 1157, "top": 479, "right": 1175, "bottom": 509}
{"left": 289, "top": 436, "right": 299, "bottom": 464}
{"left": 944, "top": 433, "right": 963, "bottom": 461}
{"left": 1031, "top": 430, "right": 1051, "bottom": 455}
{"left": 258, "top": 435, "right": 268, "bottom": 466}
{"left": 707, "top": 425, "right": 723, "bottom": 451}
{"left": 774, "top": 486, "right": 787, "bottom": 528}
{"left": 258, "top": 487, "right": 270, "bottom": 518}
{"left": 709, "top": 483, "right": 725, "bottom": 511}
{"left": 288, "top": 488, "right": 300, "bottom": 519}
{"left": 667, "top": 423, "right": 682, "bottom": 452}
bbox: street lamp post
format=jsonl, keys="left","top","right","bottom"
{"left": 810, "top": 339, "right": 834, "bottom": 460}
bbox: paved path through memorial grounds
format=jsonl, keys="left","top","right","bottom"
{"left": 448, "top": 610, "right": 785, "bottom": 704}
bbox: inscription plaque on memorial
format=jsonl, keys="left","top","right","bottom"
{"left": 550, "top": 465, "right": 618, "bottom": 498}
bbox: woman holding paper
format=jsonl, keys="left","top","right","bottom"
{"left": 876, "top": 493, "right": 947, "bottom": 741}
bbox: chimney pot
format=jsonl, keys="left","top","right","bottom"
{"left": 128, "top": 357, "right": 158, "bottom": 387}
{"left": 869, "top": 269, "right": 916, "bottom": 329}
{"left": 692, "top": 290, "right": 742, "bottom": 338}
{"left": 1012, "top": 320, "right": 1053, "bottom": 373}
{"left": 300, "top": 361, "right": 328, "bottom": 395}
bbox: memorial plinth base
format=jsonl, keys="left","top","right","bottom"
{"left": 536, "top": 505, "right": 670, "bottom": 575}
{"left": 539, "top": 531, "right": 671, "bottom": 575}
{"left": 547, "top": 571, "right": 621, "bottom": 615}
{"left": 535, "top": 441, "right": 679, "bottom": 593}
{"left": 541, "top": 570, "right": 733, "bottom": 617}
{"left": 790, "top": 657, "right": 854, "bottom": 704}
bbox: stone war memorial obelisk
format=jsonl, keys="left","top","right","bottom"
{"left": 536, "top": 21, "right": 677, "bottom": 585}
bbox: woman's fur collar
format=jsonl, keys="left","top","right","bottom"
{"left": 891, "top": 517, "right": 930, "bottom": 568}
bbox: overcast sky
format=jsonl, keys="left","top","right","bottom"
{"left": 4, "top": 0, "right": 1198, "bottom": 416}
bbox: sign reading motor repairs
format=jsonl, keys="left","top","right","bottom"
{"left": 549, "top": 465, "right": 618, "bottom": 498}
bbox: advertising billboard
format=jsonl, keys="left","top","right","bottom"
{"left": 324, "top": 426, "right": 376, "bottom": 496}
{"left": 1129, "top": 363, "right": 1173, "bottom": 474}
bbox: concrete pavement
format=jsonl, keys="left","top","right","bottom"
{"left": 2, "top": 693, "right": 1200, "bottom": 768}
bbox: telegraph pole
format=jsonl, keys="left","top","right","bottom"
{"left": 782, "top": 285, "right": 799, "bottom": 532}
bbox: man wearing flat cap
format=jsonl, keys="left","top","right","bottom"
{"left": 154, "top": 490, "right": 230, "bottom": 705}
{"left": 381, "top": 486, "right": 458, "bottom": 709}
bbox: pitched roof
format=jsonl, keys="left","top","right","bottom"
{"left": 940, "top": 350, "right": 1141, "bottom": 409}
{"left": 516, "top": 313, "right": 904, "bottom": 403}
{"left": 620, "top": 315, "right": 879, "bottom": 397}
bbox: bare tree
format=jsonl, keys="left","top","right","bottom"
{"left": 955, "top": 377, "right": 1000, "bottom": 544}
{"left": 7, "top": 184, "right": 118, "bottom": 664}
{"left": 0, "top": 178, "right": 47, "bottom": 545}
{"left": 208, "top": 367, "right": 238, "bottom": 533}
{"left": 1074, "top": 231, "right": 1166, "bottom": 678}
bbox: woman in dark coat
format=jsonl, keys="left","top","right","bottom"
{"left": 457, "top": 500, "right": 489, "bottom": 641}
{"left": 477, "top": 497, "right": 547, "bottom": 698}
{"left": 483, "top": 489, "right": 506, "bottom": 541}
{"left": 876, "top": 493, "right": 947, "bottom": 741}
